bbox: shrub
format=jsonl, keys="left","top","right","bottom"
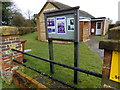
{"left": 18, "top": 27, "right": 37, "bottom": 35}
{"left": 116, "top": 21, "right": 120, "bottom": 26}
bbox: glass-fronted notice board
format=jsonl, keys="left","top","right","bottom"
{"left": 44, "top": 6, "right": 80, "bottom": 42}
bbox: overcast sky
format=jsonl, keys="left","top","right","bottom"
{"left": 12, "top": 0, "right": 120, "bottom": 23}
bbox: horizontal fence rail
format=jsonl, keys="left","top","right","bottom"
{"left": 13, "top": 60, "right": 80, "bottom": 89}
{"left": 12, "top": 49, "right": 102, "bottom": 78}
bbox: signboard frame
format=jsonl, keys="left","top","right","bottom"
{"left": 44, "top": 6, "right": 80, "bottom": 42}
{"left": 44, "top": 6, "right": 80, "bottom": 84}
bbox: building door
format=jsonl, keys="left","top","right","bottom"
{"left": 96, "top": 22, "right": 102, "bottom": 35}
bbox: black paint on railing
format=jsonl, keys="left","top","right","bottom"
{"left": 13, "top": 60, "right": 80, "bottom": 89}
{"left": 12, "top": 49, "right": 102, "bottom": 78}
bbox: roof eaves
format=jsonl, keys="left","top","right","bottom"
{"left": 50, "top": 1, "right": 71, "bottom": 9}
{"left": 37, "top": 2, "right": 49, "bottom": 18}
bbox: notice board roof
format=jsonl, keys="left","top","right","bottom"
{"left": 44, "top": 6, "right": 80, "bottom": 15}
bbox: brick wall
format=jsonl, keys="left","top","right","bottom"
{"left": 80, "top": 21, "right": 90, "bottom": 41}
{"left": 80, "top": 21, "right": 84, "bottom": 41}
{"left": 12, "top": 70, "right": 47, "bottom": 88}
{"left": 82, "top": 21, "right": 90, "bottom": 41}
{"left": 102, "top": 50, "right": 112, "bottom": 87}
{"left": 0, "top": 26, "right": 23, "bottom": 84}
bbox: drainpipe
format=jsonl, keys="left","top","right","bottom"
{"left": 104, "top": 19, "right": 106, "bottom": 35}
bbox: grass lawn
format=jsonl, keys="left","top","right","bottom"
{"left": 19, "top": 32, "right": 102, "bottom": 88}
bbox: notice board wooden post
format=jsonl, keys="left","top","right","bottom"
{"left": 44, "top": 6, "right": 80, "bottom": 84}
{"left": 74, "top": 8, "right": 80, "bottom": 84}
{"left": 74, "top": 42, "right": 79, "bottom": 83}
{"left": 48, "top": 39, "right": 54, "bottom": 73}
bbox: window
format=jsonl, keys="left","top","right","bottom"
{"left": 97, "top": 22, "right": 102, "bottom": 29}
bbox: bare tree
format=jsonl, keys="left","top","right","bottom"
{"left": 25, "top": 9, "right": 32, "bottom": 20}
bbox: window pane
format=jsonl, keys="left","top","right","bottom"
{"left": 97, "top": 22, "right": 101, "bottom": 29}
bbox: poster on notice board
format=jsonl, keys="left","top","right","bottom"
{"left": 67, "top": 18, "right": 74, "bottom": 31}
{"left": 56, "top": 17, "right": 66, "bottom": 34}
{"left": 47, "top": 18, "right": 56, "bottom": 33}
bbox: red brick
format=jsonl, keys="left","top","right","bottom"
{"left": 104, "top": 50, "right": 112, "bottom": 59}
{"left": 19, "top": 81, "right": 26, "bottom": 88}
{"left": 102, "top": 68, "right": 110, "bottom": 75}
{"left": 1, "top": 35, "right": 24, "bottom": 82}
{"left": 13, "top": 77, "right": 20, "bottom": 87}
{"left": 4, "top": 68, "right": 11, "bottom": 71}
{"left": 2, "top": 65, "right": 12, "bottom": 69}
{"left": 103, "top": 59, "right": 111, "bottom": 67}
{"left": 9, "top": 39, "right": 14, "bottom": 41}
{"left": 3, "top": 57, "right": 8, "bottom": 60}
{"left": 3, "top": 59, "right": 11, "bottom": 62}
{"left": 3, "top": 62, "right": 11, "bottom": 67}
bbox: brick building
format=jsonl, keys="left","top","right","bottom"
{"left": 37, "top": 0, "right": 109, "bottom": 41}
{"left": 91, "top": 17, "right": 109, "bottom": 35}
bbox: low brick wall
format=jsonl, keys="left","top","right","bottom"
{"left": 13, "top": 70, "right": 48, "bottom": 89}
{"left": 0, "top": 26, "right": 23, "bottom": 84}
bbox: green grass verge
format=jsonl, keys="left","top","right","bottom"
{"left": 1, "top": 79, "right": 18, "bottom": 88}
{"left": 95, "top": 35, "right": 108, "bottom": 41}
{"left": 19, "top": 32, "right": 102, "bottom": 88}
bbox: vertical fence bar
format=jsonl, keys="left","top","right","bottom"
{"left": 48, "top": 39, "right": 54, "bottom": 73}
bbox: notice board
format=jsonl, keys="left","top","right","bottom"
{"left": 44, "top": 6, "right": 80, "bottom": 42}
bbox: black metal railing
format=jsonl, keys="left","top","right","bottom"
{"left": 12, "top": 49, "right": 102, "bottom": 89}
{"left": 13, "top": 60, "right": 79, "bottom": 89}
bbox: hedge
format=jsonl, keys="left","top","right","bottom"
{"left": 18, "top": 27, "right": 37, "bottom": 35}
{"left": 0, "top": 26, "right": 19, "bottom": 35}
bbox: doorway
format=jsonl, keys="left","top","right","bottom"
{"left": 96, "top": 22, "right": 102, "bottom": 35}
